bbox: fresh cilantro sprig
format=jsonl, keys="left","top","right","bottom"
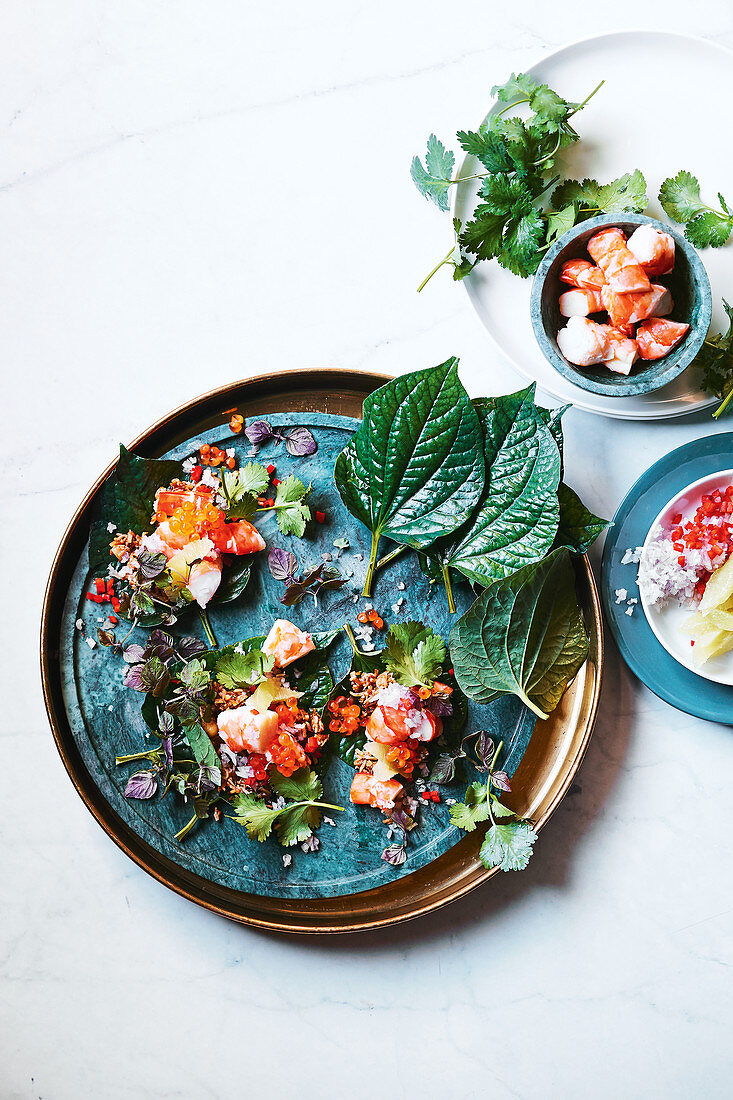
{"left": 659, "top": 171, "right": 733, "bottom": 248}
{"left": 446, "top": 734, "right": 538, "bottom": 872}
{"left": 220, "top": 462, "right": 270, "bottom": 520}
{"left": 229, "top": 768, "right": 344, "bottom": 847}
{"left": 384, "top": 621, "right": 446, "bottom": 688}
{"left": 693, "top": 299, "right": 733, "bottom": 419}
{"left": 259, "top": 475, "right": 312, "bottom": 537}
{"left": 213, "top": 648, "right": 274, "bottom": 689}
{"left": 411, "top": 73, "right": 653, "bottom": 290}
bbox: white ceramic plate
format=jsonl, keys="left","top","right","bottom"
{"left": 454, "top": 32, "right": 732, "bottom": 420}
{"left": 640, "top": 470, "right": 733, "bottom": 684}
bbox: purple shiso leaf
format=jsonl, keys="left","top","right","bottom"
{"left": 381, "top": 843, "right": 407, "bottom": 866}
{"left": 268, "top": 547, "right": 298, "bottom": 582}
{"left": 244, "top": 420, "right": 274, "bottom": 445}
{"left": 490, "top": 770, "right": 512, "bottom": 793}
{"left": 124, "top": 771, "right": 158, "bottom": 799}
{"left": 475, "top": 731, "right": 495, "bottom": 770}
{"left": 284, "top": 427, "right": 317, "bottom": 457}
{"left": 176, "top": 635, "right": 207, "bottom": 659}
{"left": 122, "top": 644, "right": 146, "bottom": 665}
{"left": 123, "top": 664, "right": 147, "bottom": 692}
{"left": 162, "top": 737, "right": 173, "bottom": 769}
{"left": 427, "top": 696, "right": 453, "bottom": 717}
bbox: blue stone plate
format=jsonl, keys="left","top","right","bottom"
{"left": 42, "top": 370, "right": 603, "bottom": 932}
{"left": 601, "top": 432, "right": 733, "bottom": 724}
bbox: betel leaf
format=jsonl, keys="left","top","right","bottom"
{"left": 556, "top": 483, "right": 610, "bottom": 554}
{"left": 89, "top": 445, "right": 181, "bottom": 571}
{"left": 209, "top": 559, "right": 251, "bottom": 606}
{"left": 334, "top": 360, "right": 484, "bottom": 595}
{"left": 421, "top": 387, "right": 561, "bottom": 599}
{"left": 449, "top": 547, "right": 588, "bottom": 721}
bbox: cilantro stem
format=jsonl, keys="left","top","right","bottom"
{"left": 115, "top": 750, "right": 157, "bottom": 765}
{"left": 417, "top": 245, "right": 457, "bottom": 293}
{"left": 362, "top": 530, "right": 381, "bottom": 596}
{"left": 442, "top": 563, "right": 456, "bottom": 614}
{"left": 713, "top": 388, "right": 733, "bottom": 419}
{"left": 175, "top": 810, "right": 203, "bottom": 842}
{"left": 376, "top": 544, "right": 407, "bottom": 570}
{"left": 567, "top": 79, "right": 605, "bottom": 118}
{"left": 344, "top": 622, "right": 360, "bottom": 656}
{"left": 198, "top": 608, "right": 218, "bottom": 648}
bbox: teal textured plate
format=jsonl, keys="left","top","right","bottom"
{"left": 43, "top": 370, "right": 602, "bottom": 931}
{"left": 601, "top": 432, "right": 733, "bottom": 724}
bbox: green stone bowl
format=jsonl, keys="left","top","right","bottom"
{"left": 530, "top": 212, "right": 712, "bottom": 397}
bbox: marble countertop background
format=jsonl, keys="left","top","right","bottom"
{"left": 3, "top": 3, "right": 732, "bottom": 1098}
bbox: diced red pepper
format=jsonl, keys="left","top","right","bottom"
{"left": 106, "top": 578, "right": 114, "bottom": 595}
{"left": 109, "top": 614, "right": 118, "bottom": 625}
{"left": 86, "top": 592, "right": 104, "bottom": 603}
{"left": 266, "top": 464, "right": 276, "bottom": 475}
{"left": 315, "top": 510, "right": 326, "bottom": 523}
{"left": 94, "top": 578, "right": 105, "bottom": 594}
{"left": 191, "top": 464, "right": 202, "bottom": 483}
{"left": 272, "top": 478, "right": 281, "bottom": 487}
{"left": 111, "top": 596, "right": 121, "bottom": 612}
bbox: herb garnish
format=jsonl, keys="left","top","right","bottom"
{"left": 692, "top": 300, "right": 733, "bottom": 419}
{"left": 659, "top": 172, "right": 733, "bottom": 249}
{"left": 267, "top": 548, "right": 347, "bottom": 605}
{"left": 244, "top": 420, "right": 317, "bottom": 457}
{"left": 229, "top": 768, "right": 343, "bottom": 847}
{"left": 411, "top": 72, "right": 649, "bottom": 290}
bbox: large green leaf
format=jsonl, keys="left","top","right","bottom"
{"left": 555, "top": 483, "right": 610, "bottom": 554}
{"left": 209, "top": 560, "right": 251, "bottom": 606}
{"left": 334, "top": 360, "right": 485, "bottom": 559}
{"left": 89, "top": 445, "right": 181, "bottom": 571}
{"left": 449, "top": 548, "right": 588, "bottom": 720}
{"left": 423, "top": 387, "right": 561, "bottom": 589}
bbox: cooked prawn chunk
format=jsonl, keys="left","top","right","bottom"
{"left": 557, "top": 316, "right": 610, "bottom": 367}
{"left": 187, "top": 557, "right": 223, "bottom": 607}
{"left": 587, "top": 227, "right": 651, "bottom": 295}
{"left": 262, "top": 619, "right": 315, "bottom": 668}
{"left": 366, "top": 705, "right": 412, "bottom": 744}
{"left": 627, "top": 225, "right": 675, "bottom": 276}
{"left": 139, "top": 530, "right": 177, "bottom": 560}
{"left": 411, "top": 711, "right": 442, "bottom": 742}
{"left": 209, "top": 518, "right": 266, "bottom": 555}
{"left": 559, "top": 288, "right": 603, "bottom": 317}
{"left": 217, "top": 706, "right": 280, "bottom": 754}
{"left": 601, "top": 327, "right": 639, "bottom": 376}
{"left": 560, "top": 259, "right": 606, "bottom": 291}
{"left": 154, "top": 519, "right": 192, "bottom": 551}
{"left": 636, "top": 318, "right": 690, "bottom": 360}
{"left": 349, "top": 772, "right": 403, "bottom": 810}
{"left": 601, "top": 283, "right": 672, "bottom": 328}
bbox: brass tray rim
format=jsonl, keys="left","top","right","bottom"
{"left": 40, "top": 367, "right": 604, "bottom": 934}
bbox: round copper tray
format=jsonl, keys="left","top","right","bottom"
{"left": 41, "top": 368, "right": 604, "bottom": 933}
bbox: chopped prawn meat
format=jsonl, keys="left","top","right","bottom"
{"left": 187, "top": 557, "right": 223, "bottom": 607}
{"left": 209, "top": 518, "right": 266, "bottom": 555}
{"left": 349, "top": 772, "right": 403, "bottom": 810}
{"left": 600, "top": 283, "right": 672, "bottom": 328}
{"left": 556, "top": 316, "right": 610, "bottom": 367}
{"left": 587, "top": 227, "right": 651, "bottom": 295}
{"left": 636, "top": 318, "right": 690, "bottom": 360}
{"left": 560, "top": 259, "right": 606, "bottom": 291}
{"left": 626, "top": 224, "right": 675, "bottom": 277}
{"left": 601, "top": 327, "right": 639, "bottom": 376}
{"left": 217, "top": 706, "right": 280, "bottom": 754}
{"left": 261, "top": 619, "right": 315, "bottom": 668}
{"left": 559, "top": 288, "right": 603, "bottom": 317}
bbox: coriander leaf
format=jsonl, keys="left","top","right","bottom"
{"left": 555, "top": 483, "right": 610, "bottom": 554}
{"left": 694, "top": 299, "right": 733, "bottom": 415}
{"left": 477, "top": 175, "right": 533, "bottom": 217}
{"left": 551, "top": 171, "right": 647, "bottom": 217}
{"left": 491, "top": 72, "right": 539, "bottom": 103}
{"left": 460, "top": 205, "right": 506, "bottom": 261}
{"left": 546, "top": 203, "right": 577, "bottom": 243}
{"left": 450, "top": 547, "right": 588, "bottom": 720}
{"left": 498, "top": 207, "right": 545, "bottom": 276}
{"left": 230, "top": 793, "right": 281, "bottom": 841}
{"left": 449, "top": 782, "right": 490, "bottom": 832}
{"left": 685, "top": 210, "right": 733, "bottom": 249}
{"left": 659, "top": 170, "right": 703, "bottom": 223}
{"left": 214, "top": 648, "right": 274, "bottom": 688}
{"left": 384, "top": 621, "right": 446, "bottom": 687}
{"left": 273, "top": 475, "right": 311, "bottom": 538}
{"left": 276, "top": 803, "right": 322, "bottom": 847}
{"left": 479, "top": 820, "right": 537, "bottom": 871}
{"left": 528, "top": 83, "right": 569, "bottom": 122}
{"left": 411, "top": 135, "right": 455, "bottom": 211}
{"left": 457, "top": 129, "right": 515, "bottom": 174}
{"left": 230, "top": 462, "right": 270, "bottom": 498}
{"left": 269, "top": 767, "right": 322, "bottom": 804}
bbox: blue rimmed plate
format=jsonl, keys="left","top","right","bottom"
{"left": 601, "top": 432, "right": 733, "bottom": 724}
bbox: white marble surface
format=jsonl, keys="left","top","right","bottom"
{"left": 3, "top": 4, "right": 733, "bottom": 1098}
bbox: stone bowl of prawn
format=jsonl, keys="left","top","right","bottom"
{"left": 530, "top": 212, "right": 712, "bottom": 398}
